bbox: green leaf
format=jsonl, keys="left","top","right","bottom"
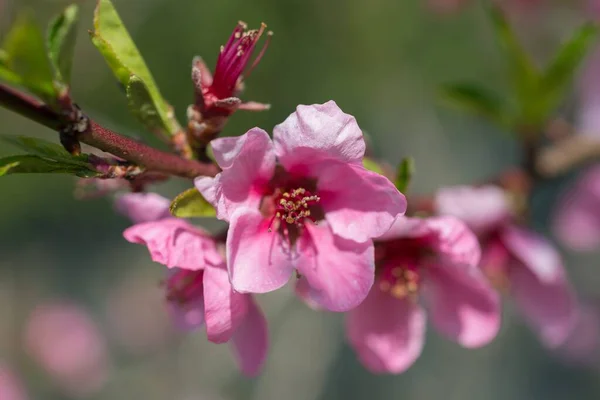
{"left": 362, "top": 157, "right": 384, "bottom": 175}
{"left": 170, "top": 188, "right": 216, "bottom": 218}
{"left": 395, "top": 157, "right": 414, "bottom": 194}
{"left": 0, "top": 154, "right": 98, "bottom": 177}
{"left": 440, "top": 83, "right": 509, "bottom": 125}
{"left": 90, "top": 0, "right": 179, "bottom": 136}
{"left": 488, "top": 4, "right": 539, "bottom": 108}
{"left": 126, "top": 74, "right": 169, "bottom": 135}
{"left": 1, "top": 12, "right": 56, "bottom": 99}
{"left": 47, "top": 4, "right": 80, "bottom": 84}
{"left": 538, "top": 23, "right": 600, "bottom": 116}
{"left": 0, "top": 135, "right": 91, "bottom": 168}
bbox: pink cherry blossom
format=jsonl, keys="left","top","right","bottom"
{"left": 24, "top": 301, "right": 109, "bottom": 397}
{"left": 0, "top": 364, "right": 27, "bottom": 400}
{"left": 345, "top": 216, "right": 499, "bottom": 374}
{"left": 117, "top": 193, "right": 268, "bottom": 376}
{"left": 435, "top": 185, "right": 578, "bottom": 348}
{"left": 195, "top": 101, "right": 407, "bottom": 312}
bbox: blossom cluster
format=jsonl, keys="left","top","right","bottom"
{"left": 115, "top": 99, "right": 590, "bottom": 376}
{"left": 3, "top": 0, "right": 600, "bottom": 392}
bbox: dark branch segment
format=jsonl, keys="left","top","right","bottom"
{"left": 0, "top": 83, "right": 219, "bottom": 179}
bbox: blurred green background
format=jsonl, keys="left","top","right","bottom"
{"left": 2, "top": 0, "right": 600, "bottom": 399}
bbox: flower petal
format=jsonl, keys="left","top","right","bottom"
{"left": 425, "top": 216, "right": 482, "bottom": 267}
{"left": 294, "top": 277, "right": 323, "bottom": 311}
{"left": 273, "top": 101, "right": 365, "bottom": 171}
{"left": 346, "top": 287, "right": 426, "bottom": 374}
{"left": 230, "top": 297, "right": 269, "bottom": 377}
{"left": 509, "top": 258, "right": 577, "bottom": 348}
{"left": 377, "top": 216, "right": 481, "bottom": 268}
{"left": 434, "top": 185, "right": 512, "bottom": 235}
{"left": 203, "top": 263, "right": 249, "bottom": 343}
{"left": 194, "top": 128, "right": 275, "bottom": 221}
{"left": 123, "top": 219, "right": 216, "bottom": 270}
{"left": 227, "top": 207, "right": 294, "bottom": 293}
{"left": 115, "top": 193, "right": 171, "bottom": 224}
{"left": 424, "top": 261, "right": 500, "bottom": 348}
{"left": 295, "top": 223, "right": 375, "bottom": 312}
{"left": 501, "top": 225, "right": 563, "bottom": 283}
{"left": 319, "top": 162, "right": 407, "bottom": 243}
{"left": 552, "top": 165, "right": 600, "bottom": 251}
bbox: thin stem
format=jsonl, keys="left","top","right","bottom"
{"left": 0, "top": 84, "right": 60, "bottom": 130}
{"left": 0, "top": 83, "right": 219, "bottom": 179}
{"left": 536, "top": 134, "right": 600, "bottom": 177}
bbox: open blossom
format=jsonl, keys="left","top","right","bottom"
{"left": 24, "top": 302, "right": 109, "bottom": 397}
{"left": 188, "top": 22, "right": 272, "bottom": 139}
{"left": 435, "top": 185, "right": 578, "bottom": 347}
{"left": 344, "top": 216, "right": 499, "bottom": 374}
{"left": 195, "top": 101, "right": 407, "bottom": 312}
{"left": 117, "top": 193, "right": 268, "bottom": 376}
{"left": 0, "top": 365, "right": 27, "bottom": 400}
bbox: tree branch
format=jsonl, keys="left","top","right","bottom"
{"left": 0, "top": 83, "right": 219, "bottom": 179}
{"left": 536, "top": 134, "right": 600, "bottom": 177}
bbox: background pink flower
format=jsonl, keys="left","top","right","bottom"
{"left": 195, "top": 101, "right": 406, "bottom": 312}
{"left": 24, "top": 301, "right": 109, "bottom": 397}
{"left": 436, "top": 185, "right": 578, "bottom": 348}
{"left": 345, "top": 216, "right": 500, "bottom": 374}
{"left": 0, "top": 365, "right": 27, "bottom": 400}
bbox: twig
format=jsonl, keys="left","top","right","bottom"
{"left": 0, "top": 83, "right": 219, "bottom": 179}
{"left": 536, "top": 134, "right": 600, "bottom": 177}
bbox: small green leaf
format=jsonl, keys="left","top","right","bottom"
{"left": 90, "top": 0, "right": 179, "bottom": 136}
{"left": 170, "top": 188, "right": 216, "bottom": 218}
{"left": 538, "top": 23, "right": 600, "bottom": 116}
{"left": 395, "top": 157, "right": 414, "bottom": 194}
{"left": 362, "top": 157, "right": 384, "bottom": 175}
{"left": 0, "top": 160, "right": 20, "bottom": 176}
{"left": 127, "top": 74, "right": 170, "bottom": 135}
{"left": 0, "top": 65, "right": 23, "bottom": 86}
{"left": 0, "top": 135, "right": 91, "bottom": 168}
{"left": 47, "top": 4, "right": 80, "bottom": 84}
{"left": 440, "top": 83, "right": 509, "bottom": 126}
{"left": 0, "top": 154, "right": 98, "bottom": 177}
{"left": 488, "top": 4, "right": 539, "bottom": 108}
{"left": 1, "top": 12, "right": 56, "bottom": 99}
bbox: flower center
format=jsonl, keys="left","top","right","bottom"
{"left": 378, "top": 264, "right": 421, "bottom": 300}
{"left": 164, "top": 270, "right": 204, "bottom": 305}
{"left": 268, "top": 187, "right": 320, "bottom": 232}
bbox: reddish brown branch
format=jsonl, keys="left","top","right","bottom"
{"left": 0, "top": 83, "right": 219, "bottom": 179}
